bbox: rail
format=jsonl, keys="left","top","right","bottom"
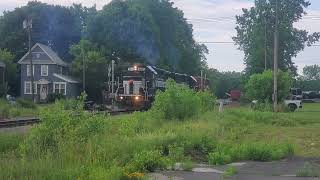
{"left": 0, "top": 117, "right": 41, "bottom": 128}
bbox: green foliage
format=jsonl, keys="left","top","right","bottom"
{"left": 16, "top": 98, "right": 37, "bottom": 109}
{"left": 295, "top": 79, "right": 320, "bottom": 91}
{"left": 234, "top": 0, "right": 320, "bottom": 75}
{"left": 0, "top": 97, "right": 306, "bottom": 179}
{"left": 70, "top": 40, "right": 110, "bottom": 101}
{"left": 206, "top": 68, "right": 243, "bottom": 98}
{"left": 47, "top": 93, "right": 66, "bottom": 103}
{"left": 0, "top": 2, "right": 96, "bottom": 61}
{"left": 0, "top": 133, "right": 25, "bottom": 153}
{"left": 0, "top": 49, "right": 16, "bottom": 95}
{"left": 302, "top": 65, "right": 320, "bottom": 81}
{"left": 0, "top": 99, "right": 39, "bottom": 118}
{"left": 87, "top": 0, "right": 207, "bottom": 74}
{"left": 151, "top": 79, "right": 215, "bottom": 120}
{"left": 245, "top": 70, "right": 293, "bottom": 102}
{"left": 209, "top": 142, "right": 294, "bottom": 165}
{"left": 0, "top": 99, "right": 10, "bottom": 118}
{"left": 0, "top": 82, "right": 8, "bottom": 98}
{"left": 224, "top": 166, "right": 238, "bottom": 177}
{"left": 127, "top": 150, "right": 168, "bottom": 172}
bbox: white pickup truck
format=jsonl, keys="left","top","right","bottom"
{"left": 252, "top": 97, "right": 302, "bottom": 112}
{"left": 284, "top": 99, "right": 302, "bottom": 112}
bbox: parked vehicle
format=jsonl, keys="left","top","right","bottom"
{"left": 290, "top": 88, "right": 302, "bottom": 99}
{"left": 252, "top": 96, "right": 302, "bottom": 112}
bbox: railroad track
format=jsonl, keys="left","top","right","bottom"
{"left": 0, "top": 117, "right": 41, "bottom": 128}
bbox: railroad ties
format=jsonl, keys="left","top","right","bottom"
{"left": 0, "top": 117, "right": 41, "bottom": 128}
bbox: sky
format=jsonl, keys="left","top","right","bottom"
{"left": 1, "top": 0, "right": 320, "bottom": 73}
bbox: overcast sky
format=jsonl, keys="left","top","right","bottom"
{"left": 1, "top": 0, "right": 320, "bottom": 73}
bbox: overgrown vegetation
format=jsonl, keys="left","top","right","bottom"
{"left": 0, "top": 82, "right": 304, "bottom": 179}
{"left": 245, "top": 70, "right": 292, "bottom": 103}
{"left": 0, "top": 99, "right": 38, "bottom": 119}
{"left": 151, "top": 79, "right": 215, "bottom": 120}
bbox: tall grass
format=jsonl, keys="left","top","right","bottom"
{"left": 0, "top": 85, "right": 297, "bottom": 179}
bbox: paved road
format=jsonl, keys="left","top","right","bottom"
{"left": 149, "top": 157, "right": 320, "bottom": 180}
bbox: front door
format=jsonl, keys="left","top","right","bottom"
{"left": 40, "top": 84, "right": 48, "bottom": 102}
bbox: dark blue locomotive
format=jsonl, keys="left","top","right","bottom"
{"left": 106, "top": 64, "right": 209, "bottom": 110}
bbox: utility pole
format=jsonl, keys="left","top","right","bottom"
{"left": 24, "top": 18, "right": 35, "bottom": 101}
{"left": 264, "top": 1, "right": 268, "bottom": 71}
{"left": 273, "top": 0, "right": 279, "bottom": 112}
{"left": 82, "top": 42, "right": 86, "bottom": 92}
{"left": 111, "top": 60, "right": 115, "bottom": 109}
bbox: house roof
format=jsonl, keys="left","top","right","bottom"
{"left": 0, "top": 61, "right": 5, "bottom": 68}
{"left": 18, "top": 43, "right": 68, "bottom": 67}
{"left": 53, "top": 73, "right": 79, "bottom": 83}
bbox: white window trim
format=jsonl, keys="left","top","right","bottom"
{"left": 27, "top": 65, "right": 35, "bottom": 77}
{"left": 24, "top": 81, "right": 37, "bottom": 95}
{"left": 41, "top": 65, "right": 48, "bottom": 76}
{"left": 53, "top": 82, "right": 67, "bottom": 95}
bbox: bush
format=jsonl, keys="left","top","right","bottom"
{"left": 127, "top": 150, "right": 168, "bottom": 172}
{"left": 0, "top": 99, "right": 10, "bottom": 118}
{"left": 47, "top": 93, "right": 66, "bottom": 103}
{"left": 245, "top": 70, "right": 293, "bottom": 103}
{"left": 208, "top": 142, "right": 294, "bottom": 165}
{"left": 16, "top": 98, "right": 37, "bottom": 109}
{"left": 151, "top": 79, "right": 215, "bottom": 120}
{"left": 0, "top": 83, "right": 8, "bottom": 98}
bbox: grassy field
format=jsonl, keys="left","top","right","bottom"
{"left": 0, "top": 96, "right": 319, "bottom": 179}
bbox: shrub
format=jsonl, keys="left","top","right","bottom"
{"left": 151, "top": 79, "right": 215, "bottom": 120}
{"left": 128, "top": 150, "right": 168, "bottom": 172}
{"left": 0, "top": 99, "right": 10, "bottom": 118}
{"left": 16, "top": 98, "right": 37, "bottom": 109}
{"left": 0, "top": 83, "right": 8, "bottom": 98}
{"left": 245, "top": 70, "right": 292, "bottom": 103}
{"left": 224, "top": 166, "right": 238, "bottom": 177}
{"left": 47, "top": 93, "right": 66, "bottom": 103}
{"left": 208, "top": 152, "right": 232, "bottom": 165}
{"left": 208, "top": 142, "right": 294, "bottom": 165}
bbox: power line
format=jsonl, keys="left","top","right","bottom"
{"left": 198, "top": 41, "right": 234, "bottom": 44}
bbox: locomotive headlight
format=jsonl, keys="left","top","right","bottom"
{"left": 134, "top": 65, "right": 138, "bottom": 71}
{"left": 120, "top": 96, "right": 124, "bottom": 100}
{"left": 135, "top": 96, "right": 139, "bottom": 100}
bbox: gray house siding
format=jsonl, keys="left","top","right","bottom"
{"left": 19, "top": 43, "right": 80, "bottom": 101}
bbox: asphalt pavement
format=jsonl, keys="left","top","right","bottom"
{"left": 149, "top": 157, "right": 320, "bottom": 180}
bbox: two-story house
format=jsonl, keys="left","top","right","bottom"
{"left": 18, "top": 43, "right": 80, "bottom": 102}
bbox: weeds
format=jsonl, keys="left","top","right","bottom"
{"left": 223, "top": 166, "right": 238, "bottom": 178}
{"left": 296, "top": 162, "right": 319, "bottom": 177}
{"left": 0, "top": 85, "right": 302, "bottom": 179}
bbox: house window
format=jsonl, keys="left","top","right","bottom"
{"left": 24, "top": 81, "right": 37, "bottom": 95}
{"left": 27, "top": 65, "right": 35, "bottom": 77}
{"left": 36, "top": 53, "right": 41, "bottom": 59}
{"left": 53, "top": 82, "right": 66, "bottom": 95}
{"left": 41, "top": 65, "right": 48, "bottom": 76}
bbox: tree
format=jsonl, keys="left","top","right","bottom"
{"left": 206, "top": 68, "right": 243, "bottom": 98}
{"left": 302, "top": 64, "right": 320, "bottom": 80}
{"left": 70, "top": 40, "right": 110, "bottom": 101}
{"left": 0, "top": 1, "right": 96, "bottom": 61}
{"left": 233, "top": 0, "right": 320, "bottom": 75}
{"left": 245, "top": 70, "right": 292, "bottom": 102}
{"left": 0, "top": 49, "right": 17, "bottom": 96}
{"left": 87, "top": 0, "right": 207, "bottom": 75}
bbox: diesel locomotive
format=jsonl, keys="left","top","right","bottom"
{"left": 105, "top": 64, "right": 209, "bottom": 110}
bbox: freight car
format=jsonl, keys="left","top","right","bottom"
{"left": 105, "top": 64, "right": 209, "bottom": 110}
